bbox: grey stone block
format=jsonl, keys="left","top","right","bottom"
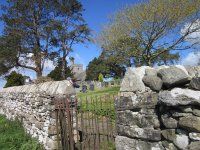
{"left": 116, "top": 92, "right": 158, "bottom": 110}
{"left": 115, "top": 136, "right": 164, "bottom": 150}
{"left": 117, "top": 110, "right": 160, "bottom": 128}
{"left": 179, "top": 116, "right": 200, "bottom": 132}
{"left": 158, "top": 88, "right": 200, "bottom": 106}
{"left": 117, "top": 125, "right": 161, "bottom": 141}
{"left": 158, "top": 66, "right": 190, "bottom": 88}
{"left": 143, "top": 75, "right": 163, "bottom": 91}
{"left": 190, "top": 77, "right": 200, "bottom": 90}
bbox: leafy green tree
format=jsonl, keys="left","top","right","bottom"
{"left": 49, "top": 0, "right": 90, "bottom": 79}
{"left": 85, "top": 52, "right": 125, "bottom": 81}
{"left": 98, "top": 0, "right": 200, "bottom": 66}
{"left": 98, "top": 73, "right": 104, "bottom": 82}
{"left": 0, "top": 0, "right": 90, "bottom": 79}
{"left": 47, "top": 60, "right": 73, "bottom": 81}
{"left": 0, "top": 0, "right": 58, "bottom": 78}
{"left": 4, "top": 71, "right": 25, "bottom": 88}
{"left": 85, "top": 57, "right": 105, "bottom": 81}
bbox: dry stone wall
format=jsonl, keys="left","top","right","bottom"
{"left": 0, "top": 80, "right": 75, "bottom": 150}
{"left": 116, "top": 65, "right": 200, "bottom": 150}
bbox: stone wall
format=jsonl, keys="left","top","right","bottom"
{"left": 0, "top": 80, "right": 75, "bottom": 150}
{"left": 115, "top": 65, "right": 200, "bottom": 150}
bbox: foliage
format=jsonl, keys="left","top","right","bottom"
{"left": 86, "top": 57, "right": 106, "bottom": 81}
{"left": 47, "top": 60, "right": 73, "bottom": 81}
{"left": 49, "top": 0, "right": 90, "bottom": 79}
{"left": 98, "top": 73, "right": 104, "bottom": 82}
{"left": 4, "top": 71, "right": 25, "bottom": 88}
{"left": 34, "top": 76, "right": 53, "bottom": 84}
{"left": 0, "top": 0, "right": 58, "bottom": 78}
{"left": 85, "top": 52, "right": 125, "bottom": 80}
{"left": 0, "top": 115, "right": 44, "bottom": 150}
{"left": 98, "top": 0, "right": 200, "bottom": 66}
{"left": 156, "top": 50, "right": 180, "bottom": 65}
{"left": 0, "top": 0, "right": 90, "bottom": 78}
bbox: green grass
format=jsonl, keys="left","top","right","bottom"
{"left": 77, "top": 86, "right": 120, "bottom": 119}
{"left": 77, "top": 86, "right": 120, "bottom": 98}
{"left": 0, "top": 115, "right": 44, "bottom": 150}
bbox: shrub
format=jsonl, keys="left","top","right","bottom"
{"left": 4, "top": 71, "right": 25, "bottom": 88}
{"left": 98, "top": 73, "right": 104, "bottom": 82}
{"left": 0, "top": 115, "right": 44, "bottom": 149}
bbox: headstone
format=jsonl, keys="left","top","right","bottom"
{"left": 101, "top": 82, "right": 105, "bottom": 87}
{"left": 82, "top": 85, "right": 87, "bottom": 93}
{"left": 116, "top": 80, "right": 121, "bottom": 85}
{"left": 89, "top": 84, "right": 94, "bottom": 91}
{"left": 105, "top": 82, "right": 109, "bottom": 87}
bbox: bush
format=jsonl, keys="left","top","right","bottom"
{"left": 98, "top": 73, "right": 104, "bottom": 82}
{"left": 4, "top": 71, "right": 25, "bottom": 88}
{"left": 0, "top": 115, "right": 44, "bottom": 150}
{"left": 47, "top": 61, "right": 73, "bottom": 81}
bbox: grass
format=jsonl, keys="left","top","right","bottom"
{"left": 77, "top": 86, "right": 120, "bottom": 120}
{"left": 0, "top": 115, "right": 44, "bottom": 150}
{"left": 77, "top": 86, "right": 120, "bottom": 98}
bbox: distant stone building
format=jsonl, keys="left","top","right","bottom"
{"left": 70, "top": 58, "right": 86, "bottom": 81}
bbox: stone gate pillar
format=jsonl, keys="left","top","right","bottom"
{"left": 115, "top": 67, "right": 163, "bottom": 149}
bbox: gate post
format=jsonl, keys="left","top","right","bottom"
{"left": 49, "top": 80, "right": 76, "bottom": 150}
{"left": 115, "top": 67, "right": 163, "bottom": 149}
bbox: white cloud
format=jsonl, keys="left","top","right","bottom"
{"left": 182, "top": 51, "right": 200, "bottom": 66}
{"left": 43, "top": 60, "right": 56, "bottom": 70}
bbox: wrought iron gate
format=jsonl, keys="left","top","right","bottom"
{"left": 54, "top": 95, "right": 116, "bottom": 150}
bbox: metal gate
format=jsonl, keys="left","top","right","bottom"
{"left": 54, "top": 95, "right": 116, "bottom": 150}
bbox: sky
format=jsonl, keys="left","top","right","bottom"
{"left": 0, "top": 0, "right": 199, "bottom": 88}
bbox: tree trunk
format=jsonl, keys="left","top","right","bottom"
{"left": 61, "top": 48, "right": 67, "bottom": 80}
{"left": 35, "top": 51, "right": 43, "bottom": 79}
{"left": 146, "top": 57, "right": 153, "bottom": 67}
{"left": 36, "top": 69, "right": 42, "bottom": 78}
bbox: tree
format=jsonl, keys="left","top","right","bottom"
{"left": 0, "top": 0, "right": 90, "bottom": 79}
{"left": 98, "top": 73, "right": 104, "bottom": 82}
{"left": 4, "top": 71, "right": 25, "bottom": 88}
{"left": 98, "top": 0, "right": 200, "bottom": 66}
{"left": 49, "top": 0, "right": 90, "bottom": 79}
{"left": 85, "top": 52, "right": 125, "bottom": 81}
{"left": 85, "top": 57, "right": 105, "bottom": 81}
{"left": 47, "top": 60, "right": 73, "bottom": 81}
{"left": 0, "top": 0, "right": 59, "bottom": 78}
{"left": 156, "top": 50, "right": 180, "bottom": 65}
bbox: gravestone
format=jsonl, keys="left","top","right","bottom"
{"left": 101, "top": 82, "right": 105, "bottom": 87}
{"left": 82, "top": 85, "right": 87, "bottom": 93}
{"left": 89, "top": 84, "right": 95, "bottom": 91}
{"left": 105, "top": 82, "right": 109, "bottom": 87}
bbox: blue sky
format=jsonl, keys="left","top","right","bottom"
{"left": 0, "top": 0, "right": 139, "bottom": 87}
{"left": 0, "top": 0, "right": 199, "bottom": 87}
